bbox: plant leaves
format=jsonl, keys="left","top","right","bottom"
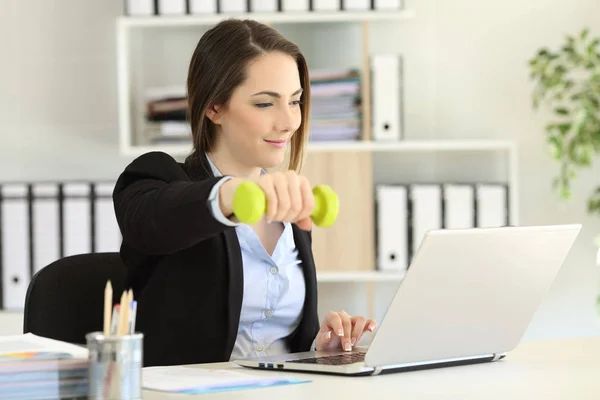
{"left": 555, "top": 107, "right": 569, "bottom": 115}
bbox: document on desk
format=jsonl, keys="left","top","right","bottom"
{"left": 0, "top": 333, "right": 88, "bottom": 359}
{"left": 142, "top": 365, "right": 310, "bottom": 394}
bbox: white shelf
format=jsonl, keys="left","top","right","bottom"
{"left": 317, "top": 270, "right": 406, "bottom": 283}
{"left": 121, "top": 139, "right": 516, "bottom": 158}
{"left": 307, "top": 139, "right": 515, "bottom": 152}
{"left": 117, "top": 10, "right": 415, "bottom": 28}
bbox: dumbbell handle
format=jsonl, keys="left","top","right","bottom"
{"left": 232, "top": 181, "right": 339, "bottom": 227}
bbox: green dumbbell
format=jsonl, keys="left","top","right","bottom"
{"left": 232, "top": 181, "right": 339, "bottom": 227}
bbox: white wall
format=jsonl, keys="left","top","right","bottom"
{"left": 1, "top": 0, "right": 599, "bottom": 340}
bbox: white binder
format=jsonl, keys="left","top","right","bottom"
{"left": 443, "top": 184, "right": 475, "bottom": 229}
{"left": 32, "top": 183, "right": 60, "bottom": 274}
{"left": 157, "top": 0, "right": 187, "bottom": 14}
{"left": 476, "top": 184, "right": 508, "bottom": 228}
{"left": 1, "top": 184, "right": 30, "bottom": 310}
{"left": 313, "top": 0, "right": 340, "bottom": 10}
{"left": 190, "top": 0, "right": 217, "bottom": 13}
{"left": 374, "top": 0, "right": 403, "bottom": 9}
{"left": 409, "top": 184, "right": 442, "bottom": 256}
{"left": 376, "top": 185, "right": 408, "bottom": 272}
{"left": 371, "top": 54, "right": 403, "bottom": 141}
{"left": 94, "top": 183, "right": 122, "bottom": 253}
{"left": 343, "top": 0, "right": 370, "bottom": 10}
{"left": 63, "top": 183, "right": 91, "bottom": 257}
{"left": 250, "top": 0, "right": 277, "bottom": 12}
{"left": 219, "top": 0, "right": 247, "bottom": 13}
{"left": 281, "top": 0, "right": 309, "bottom": 11}
{"left": 125, "top": 0, "right": 155, "bottom": 15}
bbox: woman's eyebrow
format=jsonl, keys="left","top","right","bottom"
{"left": 251, "top": 88, "right": 303, "bottom": 98}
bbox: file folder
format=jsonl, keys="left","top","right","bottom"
{"left": 94, "top": 183, "right": 122, "bottom": 253}
{"left": 62, "top": 183, "right": 91, "bottom": 257}
{"left": 312, "top": 0, "right": 340, "bottom": 10}
{"left": 219, "top": 0, "right": 247, "bottom": 13}
{"left": 282, "top": 0, "right": 309, "bottom": 11}
{"left": 190, "top": 0, "right": 217, "bottom": 13}
{"left": 157, "top": 0, "right": 187, "bottom": 14}
{"left": 32, "top": 183, "right": 60, "bottom": 274}
{"left": 475, "top": 184, "right": 509, "bottom": 228}
{"left": 1, "top": 184, "right": 30, "bottom": 310}
{"left": 250, "top": 0, "right": 277, "bottom": 12}
{"left": 376, "top": 185, "right": 408, "bottom": 272}
{"left": 409, "top": 184, "right": 442, "bottom": 258}
{"left": 443, "top": 184, "right": 475, "bottom": 229}
{"left": 343, "top": 0, "right": 370, "bottom": 10}
{"left": 125, "top": 0, "right": 156, "bottom": 15}
{"left": 374, "top": 0, "right": 403, "bottom": 10}
{"left": 371, "top": 54, "right": 403, "bottom": 141}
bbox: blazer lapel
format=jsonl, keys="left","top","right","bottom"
{"left": 183, "top": 153, "right": 244, "bottom": 359}
{"left": 290, "top": 225, "right": 319, "bottom": 351}
{"left": 223, "top": 227, "right": 243, "bottom": 357}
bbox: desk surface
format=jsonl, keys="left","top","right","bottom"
{"left": 143, "top": 336, "right": 600, "bottom": 399}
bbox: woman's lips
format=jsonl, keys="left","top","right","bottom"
{"left": 264, "top": 139, "right": 287, "bottom": 149}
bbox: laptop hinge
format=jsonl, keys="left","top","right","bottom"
{"left": 371, "top": 367, "right": 384, "bottom": 376}
{"left": 492, "top": 353, "right": 507, "bottom": 362}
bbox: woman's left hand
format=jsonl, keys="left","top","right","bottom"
{"left": 315, "top": 310, "right": 377, "bottom": 351}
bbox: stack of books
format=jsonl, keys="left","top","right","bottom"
{"left": 144, "top": 85, "right": 191, "bottom": 144}
{"left": 308, "top": 69, "right": 362, "bottom": 142}
{"left": 0, "top": 334, "right": 90, "bottom": 400}
{"left": 141, "top": 69, "right": 363, "bottom": 145}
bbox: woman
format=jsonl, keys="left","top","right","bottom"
{"left": 113, "top": 18, "right": 376, "bottom": 367}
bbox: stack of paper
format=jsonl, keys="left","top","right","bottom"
{"left": 309, "top": 69, "right": 362, "bottom": 142}
{"left": 143, "top": 365, "right": 310, "bottom": 395}
{"left": 0, "top": 333, "right": 90, "bottom": 400}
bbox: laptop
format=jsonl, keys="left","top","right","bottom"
{"left": 234, "top": 224, "right": 582, "bottom": 376}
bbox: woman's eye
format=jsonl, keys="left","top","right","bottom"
{"left": 255, "top": 103, "right": 272, "bottom": 108}
{"left": 291, "top": 100, "right": 303, "bottom": 106}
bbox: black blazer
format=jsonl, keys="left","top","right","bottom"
{"left": 112, "top": 151, "right": 320, "bottom": 367}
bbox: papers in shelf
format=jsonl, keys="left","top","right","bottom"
{"left": 142, "top": 365, "right": 310, "bottom": 395}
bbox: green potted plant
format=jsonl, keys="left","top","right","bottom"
{"left": 528, "top": 27, "right": 600, "bottom": 312}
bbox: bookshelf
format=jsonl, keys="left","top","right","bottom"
{"left": 116, "top": 10, "right": 415, "bottom": 156}
{"left": 114, "top": 8, "right": 519, "bottom": 279}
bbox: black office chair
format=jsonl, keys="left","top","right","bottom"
{"left": 23, "top": 252, "right": 127, "bottom": 345}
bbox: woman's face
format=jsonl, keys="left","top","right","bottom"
{"left": 208, "top": 51, "right": 303, "bottom": 170}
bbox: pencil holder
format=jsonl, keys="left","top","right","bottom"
{"left": 86, "top": 332, "right": 143, "bottom": 400}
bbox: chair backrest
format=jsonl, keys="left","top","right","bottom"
{"left": 24, "top": 252, "right": 127, "bottom": 344}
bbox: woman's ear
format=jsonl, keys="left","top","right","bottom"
{"left": 205, "top": 104, "right": 222, "bottom": 125}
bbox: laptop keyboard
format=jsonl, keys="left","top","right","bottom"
{"left": 287, "top": 352, "right": 366, "bottom": 365}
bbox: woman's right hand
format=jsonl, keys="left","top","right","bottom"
{"left": 219, "top": 171, "right": 315, "bottom": 230}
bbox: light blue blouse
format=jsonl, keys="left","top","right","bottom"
{"left": 205, "top": 155, "right": 307, "bottom": 360}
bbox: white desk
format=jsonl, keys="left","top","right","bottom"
{"left": 142, "top": 336, "right": 600, "bottom": 399}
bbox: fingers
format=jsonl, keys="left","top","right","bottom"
{"left": 316, "top": 312, "right": 378, "bottom": 352}
{"left": 351, "top": 317, "right": 377, "bottom": 347}
{"left": 257, "top": 171, "right": 314, "bottom": 225}
{"left": 339, "top": 310, "right": 353, "bottom": 351}
{"left": 282, "top": 172, "right": 302, "bottom": 222}
{"left": 350, "top": 315, "right": 367, "bottom": 347}
{"left": 259, "top": 175, "right": 278, "bottom": 223}
{"left": 272, "top": 173, "right": 290, "bottom": 222}
{"left": 323, "top": 311, "right": 344, "bottom": 337}
{"left": 297, "top": 176, "right": 315, "bottom": 222}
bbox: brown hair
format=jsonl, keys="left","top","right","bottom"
{"left": 185, "top": 19, "right": 311, "bottom": 172}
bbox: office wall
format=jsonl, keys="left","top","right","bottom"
{"left": 1, "top": 0, "right": 599, "bottom": 339}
